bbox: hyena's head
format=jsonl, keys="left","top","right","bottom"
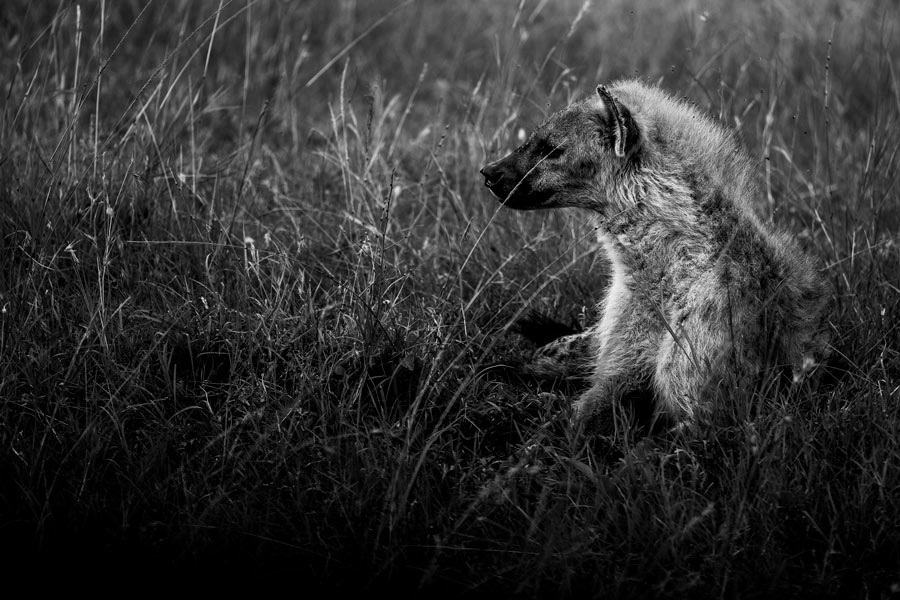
{"left": 480, "top": 85, "right": 641, "bottom": 210}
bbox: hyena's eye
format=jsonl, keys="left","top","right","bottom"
{"left": 546, "top": 145, "right": 565, "bottom": 159}
{"left": 535, "top": 140, "right": 565, "bottom": 160}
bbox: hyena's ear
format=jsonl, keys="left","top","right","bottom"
{"left": 596, "top": 85, "right": 637, "bottom": 159}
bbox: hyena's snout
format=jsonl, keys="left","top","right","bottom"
{"left": 480, "top": 161, "right": 507, "bottom": 196}
{"left": 481, "top": 155, "right": 525, "bottom": 205}
{"left": 481, "top": 157, "right": 548, "bottom": 210}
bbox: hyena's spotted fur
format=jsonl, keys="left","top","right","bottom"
{"left": 481, "top": 80, "right": 832, "bottom": 435}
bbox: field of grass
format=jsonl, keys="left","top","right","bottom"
{"left": 2, "top": 0, "right": 900, "bottom": 596}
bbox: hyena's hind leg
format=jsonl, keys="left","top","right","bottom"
{"left": 513, "top": 314, "right": 595, "bottom": 382}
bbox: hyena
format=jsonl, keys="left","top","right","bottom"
{"left": 480, "top": 80, "right": 831, "bottom": 435}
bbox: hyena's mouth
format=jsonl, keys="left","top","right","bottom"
{"left": 481, "top": 168, "right": 552, "bottom": 210}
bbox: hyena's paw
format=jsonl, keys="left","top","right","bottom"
{"left": 569, "top": 391, "right": 616, "bottom": 433}
{"left": 571, "top": 383, "right": 660, "bottom": 438}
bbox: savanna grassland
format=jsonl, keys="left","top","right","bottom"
{"left": 2, "top": 0, "right": 900, "bottom": 597}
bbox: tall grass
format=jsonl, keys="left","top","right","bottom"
{"left": 2, "top": 0, "right": 899, "bottom": 596}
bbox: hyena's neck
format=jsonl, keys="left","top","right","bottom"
{"left": 592, "top": 170, "right": 746, "bottom": 295}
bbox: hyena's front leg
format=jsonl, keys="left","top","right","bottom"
{"left": 571, "top": 283, "right": 658, "bottom": 434}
